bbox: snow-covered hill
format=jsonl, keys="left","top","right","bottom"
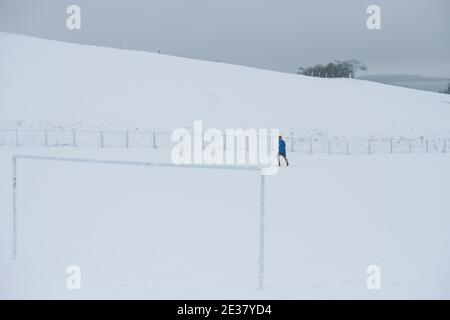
{"left": 1, "top": 33, "right": 450, "bottom": 299}
{"left": 1, "top": 32, "right": 450, "bottom": 134}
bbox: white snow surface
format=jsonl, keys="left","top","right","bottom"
{"left": 1, "top": 33, "right": 450, "bottom": 299}
{"left": 0, "top": 148, "right": 450, "bottom": 299}
{"left": 1, "top": 32, "right": 450, "bottom": 134}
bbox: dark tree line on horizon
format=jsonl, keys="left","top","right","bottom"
{"left": 298, "top": 59, "right": 367, "bottom": 78}
{"left": 440, "top": 82, "right": 450, "bottom": 94}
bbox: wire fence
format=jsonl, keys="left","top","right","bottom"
{"left": 286, "top": 135, "right": 449, "bottom": 155}
{"left": 0, "top": 129, "right": 449, "bottom": 155}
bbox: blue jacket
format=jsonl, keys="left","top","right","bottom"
{"left": 279, "top": 140, "right": 286, "bottom": 154}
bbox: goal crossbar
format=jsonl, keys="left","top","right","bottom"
{"left": 11, "top": 154, "right": 267, "bottom": 290}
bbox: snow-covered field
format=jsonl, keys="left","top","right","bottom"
{"left": 1, "top": 33, "right": 450, "bottom": 299}
{"left": 0, "top": 147, "right": 449, "bottom": 299}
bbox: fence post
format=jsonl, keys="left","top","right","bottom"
{"left": 327, "top": 140, "right": 331, "bottom": 155}
{"left": 444, "top": 140, "right": 447, "bottom": 153}
{"left": 44, "top": 130, "right": 48, "bottom": 147}
{"left": 425, "top": 140, "right": 429, "bottom": 153}
{"left": 126, "top": 131, "right": 130, "bottom": 148}
{"left": 12, "top": 156, "right": 17, "bottom": 260}
{"left": 290, "top": 132, "right": 294, "bottom": 152}
{"left": 223, "top": 133, "right": 227, "bottom": 152}
{"left": 15, "top": 129, "right": 19, "bottom": 147}
{"left": 72, "top": 129, "right": 77, "bottom": 147}
{"left": 309, "top": 137, "right": 313, "bottom": 154}
{"left": 100, "top": 131, "right": 104, "bottom": 148}
{"left": 390, "top": 138, "right": 393, "bottom": 154}
{"left": 408, "top": 139, "right": 412, "bottom": 153}
{"left": 368, "top": 139, "right": 371, "bottom": 155}
{"left": 152, "top": 131, "right": 157, "bottom": 149}
{"left": 346, "top": 141, "right": 349, "bottom": 155}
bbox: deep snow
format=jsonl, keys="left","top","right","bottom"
{"left": 0, "top": 147, "right": 450, "bottom": 299}
{"left": 1, "top": 33, "right": 450, "bottom": 299}
{"left": 1, "top": 32, "right": 450, "bottom": 135}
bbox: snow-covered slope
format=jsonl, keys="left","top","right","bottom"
{"left": 1, "top": 147, "right": 450, "bottom": 299}
{"left": 1, "top": 32, "right": 450, "bottom": 133}
{"left": 1, "top": 33, "right": 450, "bottom": 299}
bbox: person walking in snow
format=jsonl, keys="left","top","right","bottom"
{"left": 278, "top": 136, "right": 289, "bottom": 167}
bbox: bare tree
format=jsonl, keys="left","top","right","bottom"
{"left": 334, "top": 59, "right": 367, "bottom": 78}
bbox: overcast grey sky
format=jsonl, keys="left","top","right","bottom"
{"left": 1, "top": 0, "right": 449, "bottom": 77}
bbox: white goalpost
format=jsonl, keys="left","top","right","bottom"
{"left": 11, "top": 154, "right": 267, "bottom": 290}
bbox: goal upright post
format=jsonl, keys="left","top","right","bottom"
{"left": 259, "top": 173, "right": 265, "bottom": 290}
